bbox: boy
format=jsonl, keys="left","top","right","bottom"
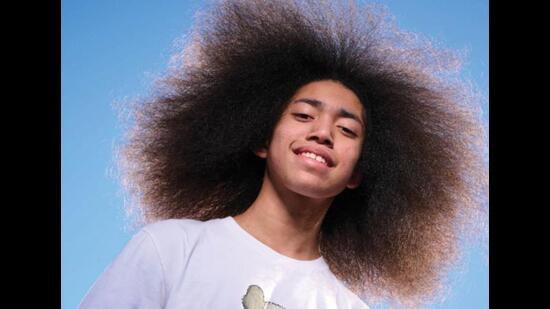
{"left": 80, "top": 0, "right": 487, "bottom": 307}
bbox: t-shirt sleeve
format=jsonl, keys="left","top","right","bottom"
{"left": 78, "top": 229, "right": 167, "bottom": 309}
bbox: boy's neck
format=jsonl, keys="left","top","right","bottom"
{"left": 233, "top": 172, "right": 333, "bottom": 261}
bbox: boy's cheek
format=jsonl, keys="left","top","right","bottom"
{"left": 341, "top": 144, "right": 363, "bottom": 159}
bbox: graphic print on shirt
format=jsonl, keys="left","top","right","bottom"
{"left": 242, "top": 285, "right": 286, "bottom": 309}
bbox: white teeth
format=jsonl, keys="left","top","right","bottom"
{"left": 299, "top": 152, "right": 327, "bottom": 165}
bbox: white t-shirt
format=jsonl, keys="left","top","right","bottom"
{"left": 79, "top": 217, "right": 370, "bottom": 309}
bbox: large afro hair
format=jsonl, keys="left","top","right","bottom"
{"left": 117, "top": 0, "right": 488, "bottom": 306}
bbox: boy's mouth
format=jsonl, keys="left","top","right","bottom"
{"left": 293, "top": 146, "right": 335, "bottom": 167}
{"left": 298, "top": 151, "right": 328, "bottom": 165}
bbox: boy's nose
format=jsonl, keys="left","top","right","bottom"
{"left": 306, "top": 123, "right": 334, "bottom": 148}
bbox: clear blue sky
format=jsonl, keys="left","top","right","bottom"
{"left": 61, "top": 1, "right": 488, "bottom": 308}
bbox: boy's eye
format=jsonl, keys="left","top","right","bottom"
{"left": 293, "top": 113, "right": 313, "bottom": 121}
{"left": 339, "top": 126, "right": 357, "bottom": 137}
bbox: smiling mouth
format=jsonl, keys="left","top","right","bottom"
{"left": 292, "top": 146, "right": 335, "bottom": 167}
{"left": 293, "top": 149, "right": 335, "bottom": 169}
{"left": 298, "top": 151, "right": 328, "bottom": 165}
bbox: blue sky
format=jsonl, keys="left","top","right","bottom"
{"left": 61, "top": 1, "right": 488, "bottom": 308}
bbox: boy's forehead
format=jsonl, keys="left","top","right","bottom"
{"left": 291, "top": 81, "right": 363, "bottom": 110}
{"left": 288, "top": 80, "right": 366, "bottom": 124}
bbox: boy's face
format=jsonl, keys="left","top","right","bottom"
{"left": 256, "top": 80, "right": 365, "bottom": 199}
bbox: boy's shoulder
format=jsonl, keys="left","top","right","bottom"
{"left": 140, "top": 217, "right": 226, "bottom": 247}
{"left": 143, "top": 217, "right": 206, "bottom": 233}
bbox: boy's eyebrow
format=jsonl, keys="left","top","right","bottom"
{"left": 291, "top": 98, "right": 365, "bottom": 127}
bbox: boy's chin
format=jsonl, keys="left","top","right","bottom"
{"left": 289, "top": 183, "right": 345, "bottom": 200}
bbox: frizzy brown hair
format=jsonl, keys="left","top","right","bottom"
{"left": 117, "top": 0, "right": 488, "bottom": 307}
